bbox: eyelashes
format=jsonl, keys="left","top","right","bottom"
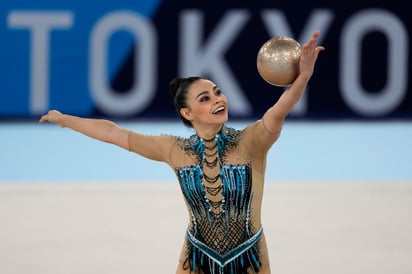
{"left": 197, "top": 89, "right": 223, "bottom": 102}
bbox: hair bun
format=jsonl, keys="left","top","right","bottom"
{"left": 169, "top": 77, "right": 184, "bottom": 98}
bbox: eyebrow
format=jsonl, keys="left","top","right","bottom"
{"left": 195, "top": 86, "right": 218, "bottom": 99}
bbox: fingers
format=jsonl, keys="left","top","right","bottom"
{"left": 39, "top": 113, "right": 49, "bottom": 123}
{"left": 38, "top": 110, "right": 60, "bottom": 123}
{"left": 298, "top": 31, "right": 324, "bottom": 77}
{"left": 303, "top": 31, "right": 320, "bottom": 50}
{"left": 301, "top": 31, "right": 325, "bottom": 58}
{"left": 312, "top": 31, "right": 324, "bottom": 52}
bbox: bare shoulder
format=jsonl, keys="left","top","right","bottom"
{"left": 128, "top": 132, "right": 179, "bottom": 162}
{"left": 241, "top": 120, "right": 280, "bottom": 154}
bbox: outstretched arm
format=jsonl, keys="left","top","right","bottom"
{"left": 39, "top": 110, "right": 130, "bottom": 149}
{"left": 262, "top": 30, "right": 325, "bottom": 134}
{"left": 39, "top": 110, "right": 172, "bottom": 162}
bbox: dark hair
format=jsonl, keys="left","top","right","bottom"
{"left": 169, "top": 76, "right": 205, "bottom": 127}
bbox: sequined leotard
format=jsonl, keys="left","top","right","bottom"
{"left": 129, "top": 122, "right": 275, "bottom": 274}
{"left": 175, "top": 126, "right": 263, "bottom": 274}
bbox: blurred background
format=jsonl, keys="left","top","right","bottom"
{"left": 1, "top": 1, "right": 411, "bottom": 273}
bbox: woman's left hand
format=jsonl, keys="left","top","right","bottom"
{"left": 299, "top": 30, "right": 325, "bottom": 78}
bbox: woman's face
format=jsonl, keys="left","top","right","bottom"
{"left": 180, "top": 79, "right": 228, "bottom": 127}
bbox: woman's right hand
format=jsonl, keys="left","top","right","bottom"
{"left": 39, "top": 110, "right": 66, "bottom": 127}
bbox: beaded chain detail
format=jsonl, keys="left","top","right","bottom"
{"left": 176, "top": 126, "right": 262, "bottom": 274}
{"left": 199, "top": 134, "right": 225, "bottom": 216}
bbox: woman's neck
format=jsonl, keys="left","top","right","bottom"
{"left": 194, "top": 124, "right": 224, "bottom": 140}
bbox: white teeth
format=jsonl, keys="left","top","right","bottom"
{"left": 213, "top": 106, "right": 225, "bottom": 114}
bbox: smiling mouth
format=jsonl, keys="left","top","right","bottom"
{"left": 213, "top": 106, "right": 225, "bottom": 114}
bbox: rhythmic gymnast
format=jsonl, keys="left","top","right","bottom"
{"left": 40, "top": 30, "right": 324, "bottom": 274}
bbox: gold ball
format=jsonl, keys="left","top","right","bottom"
{"left": 257, "top": 36, "right": 301, "bottom": 87}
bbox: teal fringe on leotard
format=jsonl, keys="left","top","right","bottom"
{"left": 176, "top": 126, "right": 262, "bottom": 274}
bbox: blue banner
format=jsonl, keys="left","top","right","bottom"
{"left": 1, "top": 1, "right": 410, "bottom": 120}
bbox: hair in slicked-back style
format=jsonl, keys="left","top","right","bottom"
{"left": 169, "top": 76, "right": 206, "bottom": 127}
